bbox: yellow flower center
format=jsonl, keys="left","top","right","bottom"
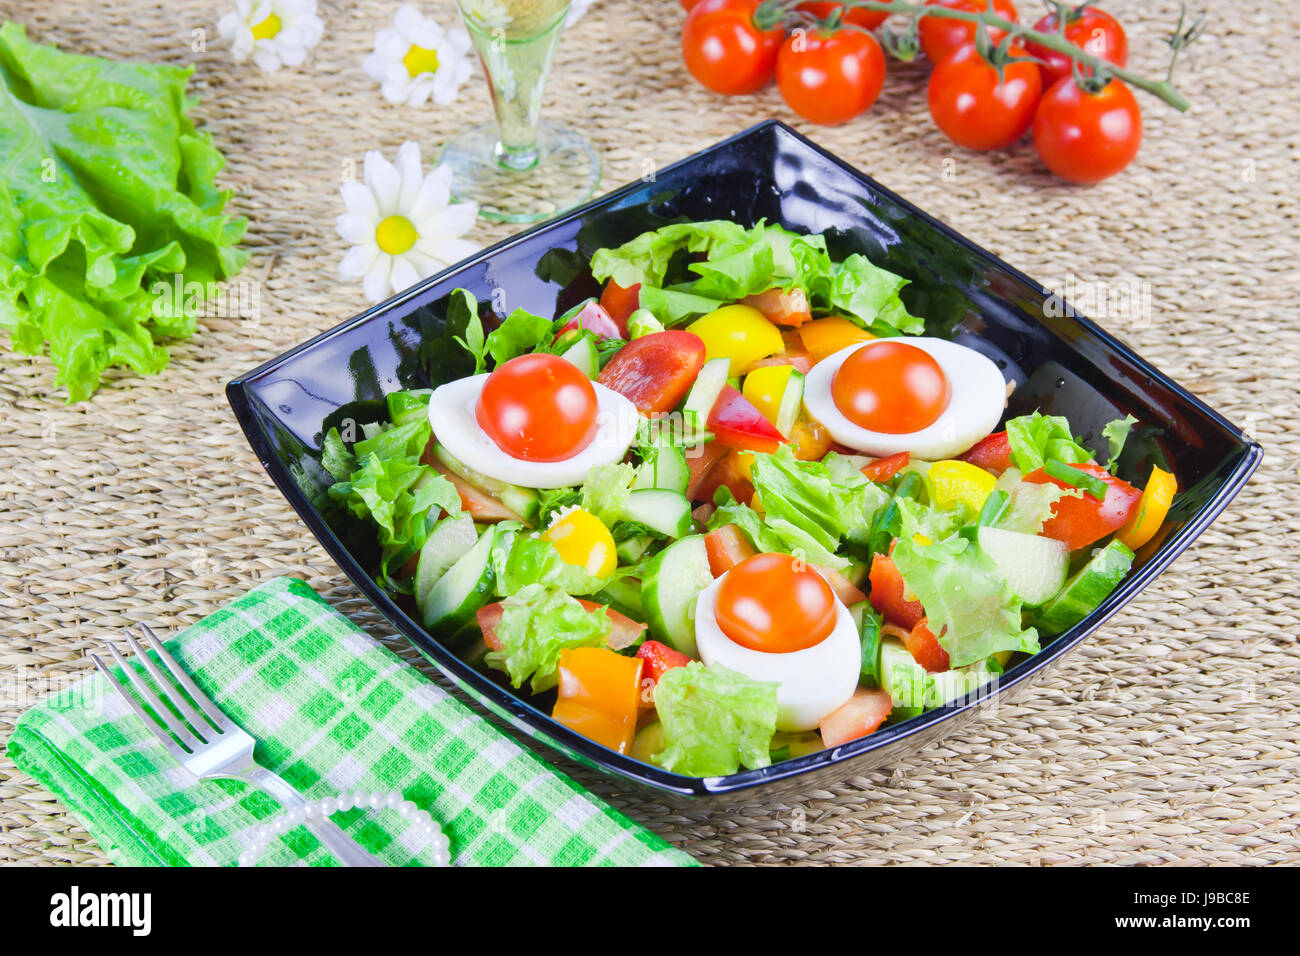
{"left": 375, "top": 215, "right": 418, "bottom": 256}
{"left": 250, "top": 12, "right": 282, "bottom": 41}
{"left": 402, "top": 44, "right": 440, "bottom": 77}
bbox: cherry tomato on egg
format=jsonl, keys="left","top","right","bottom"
{"left": 1025, "top": 6, "right": 1128, "bottom": 88}
{"left": 681, "top": 0, "right": 784, "bottom": 96}
{"left": 831, "top": 341, "right": 951, "bottom": 434}
{"left": 475, "top": 353, "right": 598, "bottom": 462}
{"left": 796, "top": 1, "right": 888, "bottom": 30}
{"left": 918, "top": 0, "right": 1019, "bottom": 66}
{"left": 715, "top": 553, "right": 838, "bottom": 653}
{"left": 1033, "top": 76, "right": 1142, "bottom": 183}
{"left": 776, "top": 27, "right": 887, "bottom": 126}
{"left": 928, "top": 43, "right": 1042, "bottom": 151}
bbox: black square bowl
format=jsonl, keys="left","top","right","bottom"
{"left": 228, "top": 121, "right": 1261, "bottom": 801}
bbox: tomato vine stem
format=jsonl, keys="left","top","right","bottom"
{"left": 754, "top": 0, "right": 1200, "bottom": 111}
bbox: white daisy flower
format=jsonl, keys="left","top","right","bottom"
{"left": 218, "top": 0, "right": 324, "bottom": 73}
{"left": 362, "top": 4, "right": 474, "bottom": 107}
{"left": 337, "top": 142, "right": 480, "bottom": 303}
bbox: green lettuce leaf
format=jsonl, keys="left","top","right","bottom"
{"left": 1004, "top": 411, "right": 1093, "bottom": 473}
{"left": 589, "top": 220, "right": 751, "bottom": 290}
{"left": 0, "top": 23, "right": 248, "bottom": 401}
{"left": 992, "top": 476, "right": 1080, "bottom": 535}
{"left": 652, "top": 662, "right": 778, "bottom": 777}
{"left": 580, "top": 461, "right": 636, "bottom": 526}
{"left": 891, "top": 535, "right": 1041, "bottom": 667}
{"left": 1101, "top": 414, "right": 1138, "bottom": 474}
{"left": 486, "top": 307, "right": 553, "bottom": 365}
{"left": 494, "top": 534, "right": 609, "bottom": 598}
{"left": 484, "top": 584, "right": 612, "bottom": 693}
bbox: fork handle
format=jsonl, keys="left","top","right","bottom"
{"left": 239, "top": 766, "right": 387, "bottom": 867}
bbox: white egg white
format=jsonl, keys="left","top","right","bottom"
{"left": 693, "top": 573, "right": 861, "bottom": 732}
{"left": 427, "top": 373, "right": 640, "bottom": 489}
{"left": 803, "top": 336, "right": 1006, "bottom": 461}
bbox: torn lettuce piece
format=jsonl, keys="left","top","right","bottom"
{"left": 652, "top": 662, "right": 778, "bottom": 777}
{"left": 484, "top": 584, "right": 612, "bottom": 694}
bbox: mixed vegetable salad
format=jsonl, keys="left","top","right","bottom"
{"left": 321, "top": 218, "right": 1178, "bottom": 778}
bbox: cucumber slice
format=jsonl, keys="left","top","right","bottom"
{"left": 559, "top": 332, "right": 599, "bottom": 379}
{"left": 620, "top": 489, "right": 693, "bottom": 539}
{"left": 430, "top": 443, "right": 538, "bottom": 523}
{"left": 977, "top": 526, "right": 1070, "bottom": 607}
{"left": 879, "top": 638, "right": 930, "bottom": 710}
{"left": 631, "top": 443, "right": 689, "bottom": 495}
{"left": 596, "top": 576, "right": 644, "bottom": 620}
{"left": 419, "top": 526, "right": 498, "bottom": 633}
{"left": 641, "top": 535, "right": 713, "bottom": 657}
{"left": 615, "top": 534, "right": 654, "bottom": 565}
{"left": 414, "top": 515, "right": 478, "bottom": 611}
{"left": 925, "top": 660, "right": 998, "bottom": 709}
{"left": 1034, "top": 539, "right": 1135, "bottom": 636}
{"left": 682, "top": 358, "right": 730, "bottom": 438}
{"left": 774, "top": 369, "right": 805, "bottom": 438}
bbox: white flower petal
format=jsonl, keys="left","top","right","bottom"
{"left": 423, "top": 199, "right": 478, "bottom": 240}
{"left": 336, "top": 213, "right": 376, "bottom": 245}
{"left": 340, "top": 181, "right": 380, "bottom": 221}
{"left": 394, "top": 4, "right": 425, "bottom": 36}
{"left": 388, "top": 256, "right": 421, "bottom": 293}
{"left": 339, "top": 242, "right": 381, "bottom": 279}
{"left": 251, "top": 47, "right": 282, "bottom": 72}
{"left": 363, "top": 255, "right": 395, "bottom": 303}
{"left": 364, "top": 151, "right": 402, "bottom": 217}
{"left": 408, "top": 164, "right": 453, "bottom": 222}
{"left": 393, "top": 142, "right": 424, "bottom": 213}
{"left": 416, "top": 235, "right": 479, "bottom": 269}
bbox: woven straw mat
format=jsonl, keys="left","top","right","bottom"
{"left": 0, "top": 0, "right": 1296, "bottom": 866}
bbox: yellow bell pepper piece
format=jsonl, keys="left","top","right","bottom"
{"left": 796, "top": 316, "right": 875, "bottom": 364}
{"left": 741, "top": 364, "right": 794, "bottom": 427}
{"left": 1116, "top": 466, "right": 1177, "bottom": 551}
{"left": 686, "top": 304, "right": 784, "bottom": 376}
{"left": 925, "top": 460, "right": 997, "bottom": 517}
{"left": 551, "top": 647, "right": 643, "bottom": 755}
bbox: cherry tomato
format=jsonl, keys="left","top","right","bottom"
{"left": 715, "top": 553, "right": 838, "bottom": 653}
{"left": 904, "top": 618, "right": 951, "bottom": 673}
{"left": 928, "top": 43, "right": 1042, "bottom": 150}
{"left": 1025, "top": 6, "right": 1128, "bottom": 88}
{"left": 1033, "top": 76, "right": 1141, "bottom": 183}
{"left": 958, "top": 430, "right": 1012, "bottom": 474}
{"left": 681, "top": 0, "right": 784, "bottom": 96}
{"left": 796, "top": 2, "right": 888, "bottom": 31}
{"left": 1023, "top": 462, "right": 1143, "bottom": 551}
{"left": 597, "top": 330, "right": 707, "bottom": 414}
{"left": 867, "top": 552, "right": 925, "bottom": 630}
{"left": 831, "top": 341, "right": 951, "bottom": 434}
{"left": 475, "top": 353, "right": 598, "bottom": 462}
{"left": 918, "top": 0, "right": 1019, "bottom": 66}
{"left": 776, "top": 27, "right": 886, "bottom": 126}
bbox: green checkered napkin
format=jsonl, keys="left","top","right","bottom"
{"left": 7, "top": 577, "right": 694, "bottom": 867}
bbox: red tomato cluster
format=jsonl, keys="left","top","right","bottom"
{"left": 678, "top": 0, "right": 1143, "bottom": 182}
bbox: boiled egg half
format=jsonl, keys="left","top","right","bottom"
{"left": 428, "top": 353, "right": 639, "bottom": 489}
{"left": 803, "top": 337, "right": 1005, "bottom": 460}
{"left": 693, "top": 553, "right": 860, "bottom": 732}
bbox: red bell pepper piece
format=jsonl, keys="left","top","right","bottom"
{"left": 635, "top": 640, "right": 692, "bottom": 685}
{"left": 597, "top": 331, "right": 706, "bottom": 415}
{"left": 959, "top": 431, "right": 1013, "bottom": 475}
{"left": 706, "top": 385, "right": 786, "bottom": 454}
{"left": 861, "top": 451, "right": 910, "bottom": 483}
{"left": 598, "top": 280, "right": 641, "bottom": 333}
{"left": 1023, "top": 462, "right": 1142, "bottom": 551}
{"left": 904, "top": 618, "right": 950, "bottom": 673}
{"left": 867, "top": 552, "right": 925, "bottom": 630}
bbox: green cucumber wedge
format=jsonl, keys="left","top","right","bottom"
{"left": 774, "top": 369, "right": 805, "bottom": 438}
{"left": 925, "top": 660, "right": 999, "bottom": 709}
{"left": 879, "top": 638, "right": 930, "bottom": 711}
{"left": 414, "top": 515, "right": 478, "bottom": 611}
{"left": 419, "top": 525, "right": 498, "bottom": 633}
{"left": 1033, "top": 539, "right": 1135, "bottom": 636}
{"left": 682, "top": 357, "right": 730, "bottom": 438}
{"left": 977, "top": 526, "right": 1070, "bottom": 607}
{"left": 621, "top": 489, "right": 693, "bottom": 539}
{"left": 632, "top": 443, "right": 689, "bottom": 495}
{"left": 429, "top": 443, "right": 539, "bottom": 524}
{"left": 559, "top": 332, "right": 599, "bottom": 379}
{"left": 641, "top": 535, "right": 713, "bottom": 657}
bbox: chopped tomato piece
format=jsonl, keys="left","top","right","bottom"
{"left": 685, "top": 439, "right": 732, "bottom": 501}
{"left": 425, "top": 454, "right": 527, "bottom": 524}
{"left": 552, "top": 647, "right": 643, "bottom": 754}
{"left": 797, "top": 316, "right": 874, "bottom": 364}
{"left": 598, "top": 280, "right": 641, "bottom": 332}
{"left": 904, "top": 618, "right": 950, "bottom": 673}
{"left": 959, "top": 431, "right": 1012, "bottom": 475}
{"left": 819, "top": 687, "right": 893, "bottom": 747}
{"left": 597, "top": 331, "right": 706, "bottom": 415}
{"left": 705, "top": 523, "right": 758, "bottom": 576}
{"left": 694, "top": 448, "right": 756, "bottom": 507}
{"left": 559, "top": 299, "right": 622, "bottom": 340}
{"left": 747, "top": 350, "right": 814, "bottom": 375}
{"left": 811, "top": 563, "right": 867, "bottom": 605}
{"left": 1023, "top": 462, "right": 1143, "bottom": 551}
{"left": 740, "top": 287, "right": 813, "bottom": 327}
{"left": 867, "top": 552, "right": 925, "bottom": 630}
{"left": 861, "top": 451, "right": 910, "bottom": 483}
{"left": 477, "top": 600, "right": 645, "bottom": 653}
{"left": 707, "top": 385, "right": 786, "bottom": 454}
{"left": 636, "top": 640, "right": 692, "bottom": 685}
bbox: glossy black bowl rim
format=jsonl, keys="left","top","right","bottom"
{"left": 228, "top": 119, "right": 1262, "bottom": 798}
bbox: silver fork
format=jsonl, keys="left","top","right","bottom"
{"left": 92, "top": 624, "right": 384, "bottom": 867}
